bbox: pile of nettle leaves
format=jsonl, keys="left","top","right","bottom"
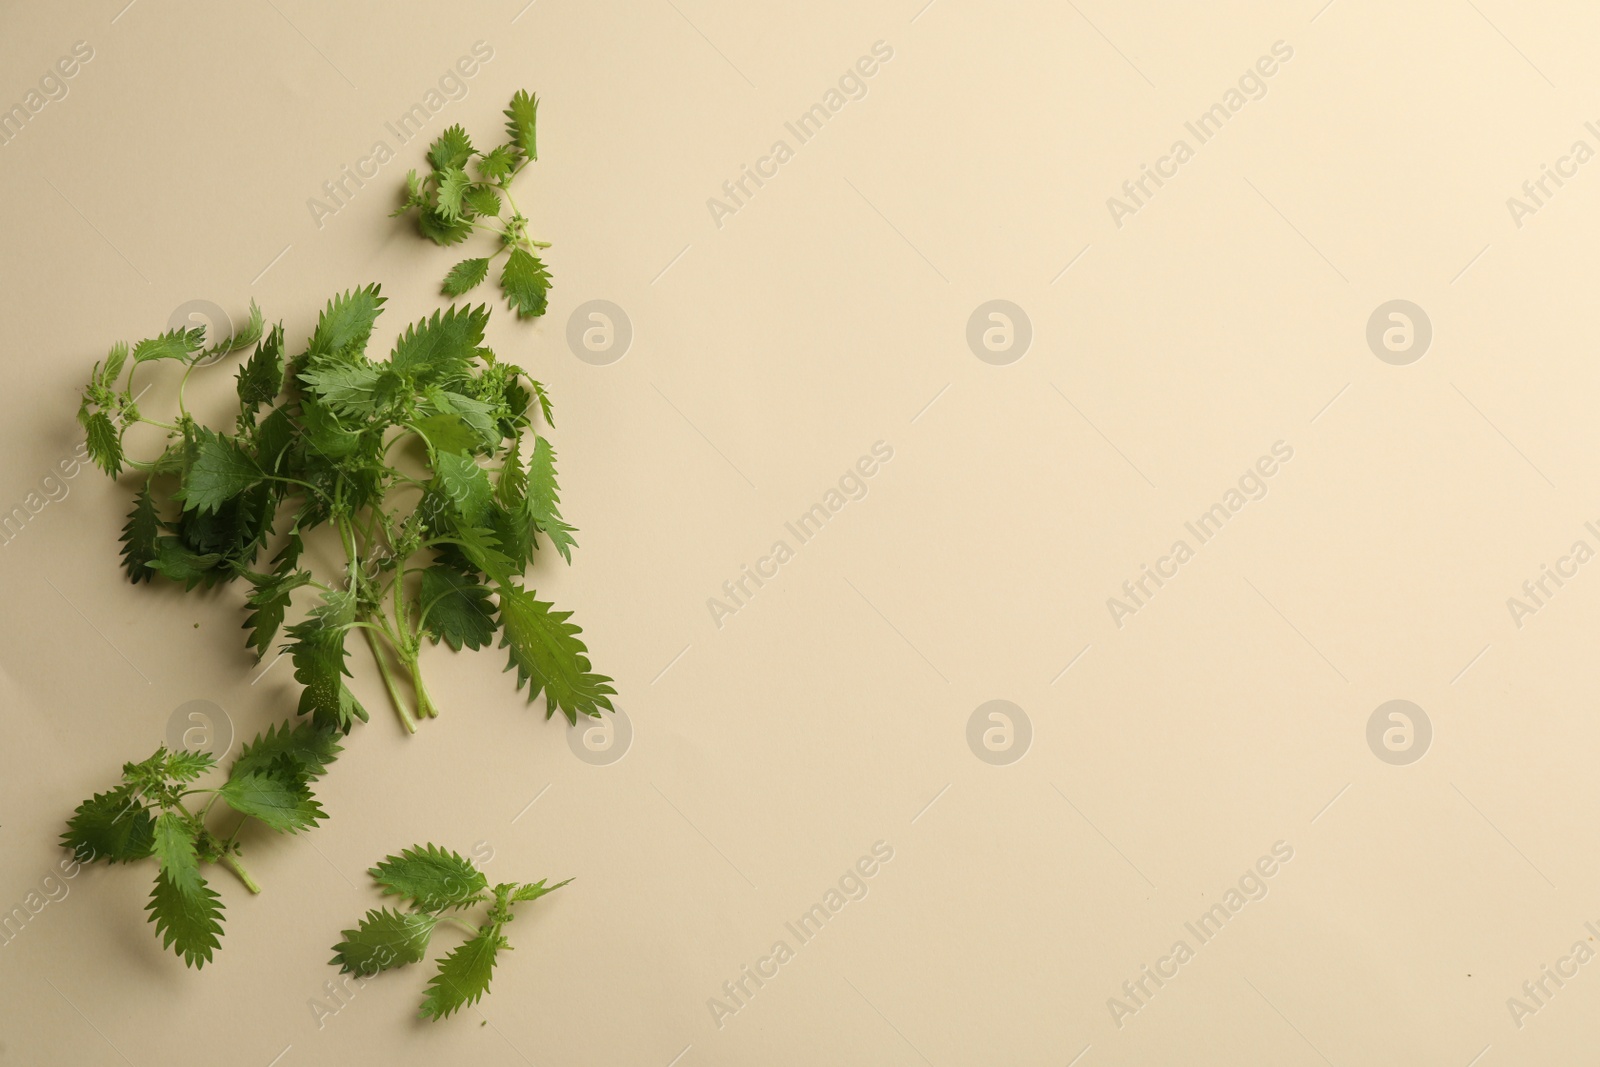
{"left": 62, "top": 92, "right": 603, "bottom": 1017}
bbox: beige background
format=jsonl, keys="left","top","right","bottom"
{"left": 2, "top": 0, "right": 1598, "bottom": 1063}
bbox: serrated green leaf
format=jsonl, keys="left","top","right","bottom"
{"left": 411, "top": 413, "right": 477, "bottom": 457}
{"left": 311, "top": 285, "right": 385, "bottom": 359}
{"left": 496, "top": 582, "right": 616, "bottom": 724}
{"left": 510, "top": 876, "right": 572, "bottom": 903}
{"left": 420, "top": 566, "right": 497, "bottom": 651}
{"left": 500, "top": 247, "right": 551, "bottom": 319}
{"left": 163, "top": 750, "right": 216, "bottom": 783}
{"left": 436, "top": 168, "right": 471, "bottom": 221}
{"left": 152, "top": 812, "right": 203, "bottom": 899}
{"left": 476, "top": 145, "right": 516, "bottom": 184}
{"left": 434, "top": 451, "right": 492, "bottom": 525}
{"left": 133, "top": 328, "right": 203, "bottom": 364}
{"left": 101, "top": 341, "right": 128, "bottom": 389}
{"left": 526, "top": 435, "right": 577, "bottom": 563}
{"left": 332, "top": 908, "right": 439, "bottom": 976}
{"left": 61, "top": 788, "right": 154, "bottom": 864}
{"left": 389, "top": 304, "right": 489, "bottom": 382}
{"left": 84, "top": 410, "right": 122, "bottom": 477}
{"left": 462, "top": 185, "right": 501, "bottom": 218}
{"left": 420, "top": 925, "right": 504, "bottom": 1020}
{"left": 300, "top": 363, "right": 389, "bottom": 416}
{"left": 120, "top": 481, "right": 162, "bottom": 583}
{"left": 206, "top": 300, "right": 264, "bottom": 358}
{"left": 370, "top": 843, "right": 488, "bottom": 911}
{"left": 442, "top": 257, "right": 490, "bottom": 297}
{"left": 219, "top": 772, "right": 325, "bottom": 833}
{"left": 179, "top": 429, "right": 262, "bottom": 514}
{"left": 146, "top": 870, "right": 224, "bottom": 969}
{"left": 417, "top": 205, "right": 475, "bottom": 246}
{"left": 504, "top": 89, "right": 539, "bottom": 162}
{"left": 146, "top": 537, "right": 223, "bottom": 589}
{"left": 427, "top": 387, "right": 498, "bottom": 448}
{"left": 237, "top": 323, "right": 285, "bottom": 413}
{"left": 231, "top": 719, "right": 341, "bottom": 782}
{"left": 243, "top": 544, "right": 310, "bottom": 660}
{"left": 286, "top": 589, "right": 367, "bottom": 733}
{"left": 428, "top": 125, "right": 474, "bottom": 171}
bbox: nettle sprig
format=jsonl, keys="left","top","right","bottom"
{"left": 392, "top": 90, "right": 553, "bottom": 317}
{"left": 332, "top": 844, "right": 569, "bottom": 1020}
{"left": 61, "top": 722, "right": 340, "bottom": 967}
{"left": 75, "top": 286, "right": 616, "bottom": 736}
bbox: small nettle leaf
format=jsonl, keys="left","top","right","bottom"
{"left": 120, "top": 481, "right": 162, "bottom": 583}
{"left": 510, "top": 876, "right": 572, "bottom": 903}
{"left": 503, "top": 89, "right": 539, "bottom": 162}
{"left": 442, "top": 257, "right": 489, "bottom": 297}
{"left": 164, "top": 750, "right": 217, "bottom": 783}
{"left": 496, "top": 582, "right": 616, "bottom": 724}
{"left": 369, "top": 843, "right": 488, "bottom": 911}
{"left": 417, "top": 205, "right": 475, "bottom": 246}
{"left": 101, "top": 341, "right": 129, "bottom": 388}
{"left": 420, "top": 565, "right": 497, "bottom": 651}
{"left": 147, "top": 537, "right": 223, "bottom": 589}
{"left": 179, "top": 429, "right": 263, "bottom": 514}
{"left": 152, "top": 812, "right": 204, "bottom": 899}
{"left": 243, "top": 565, "right": 311, "bottom": 660}
{"left": 526, "top": 435, "right": 577, "bottom": 563}
{"left": 219, "top": 772, "right": 325, "bottom": 833}
{"left": 332, "top": 908, "right": 439, "bottom": 976}
{"left": 147, "top": 870, "right": 224, "bottom": 969}
{"left": 84, "top": 410, "right": 123, "bottom": 477}
{"left": 462, "top": 185, "right": 501, "bottom": 218}
{"left": 231, "top": 719, "right": 341, "bottom": 782}
{"left": 476, "top": 145, "right": 516, "bottom": 183}
{"left": 61, "top": 788, "right": 154, "bottom": 864}
{"left": 311, "top": 284, "right": 385, "bottom": 358}
{"left": 420, "top": 925, "right": 505, "bottom": 1020}
{"left": 436, "top": 168, "right": 472, "bottom": 221}
{"left": 133, "top": 328, "right": 203, "bottom": 364}
{"left": 500, "top": 247, "right": 551, "bottom": 319}
{"left": 237, "top": 323, "right": 286, "bottom": 413}
{"left": 428, "top": 125, "right": 474, "bottom": 171}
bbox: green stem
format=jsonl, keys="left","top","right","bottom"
{"left": 365, "top": 626, "right": 418, "bottom": 734}
{"left": 219, "top": 851, "right": 261, "bottom": 894}
{"left": 439, "top": 915, "right": 479, "bottom": 936}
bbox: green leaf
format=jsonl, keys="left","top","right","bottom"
{"left": 61, "top": 788, "right": 154, "bottom": 864}
{"left": 420, "top": 565, "right": 497, "bottom": 651}
{"left": 230, "top": 719, "right": 341, "bottom": 782}
{"left": 237, "top": 323, "right": 285, "bottom": 413}
{"left": 434, "top": 451, "right": 492, "bottom": 524}
{"left": 297, "top": 398, "right": 363, "bottom": 459}
{"left": 370, "top": 843, "right": 488, "bottom": 911}
{"left": 504, "top": 89, "right": 539, "bottom": 162}
{"left": 389, "top": 304, "right": 489, "bottom": 382}
{"left": 286, "top": 589, "right": 367, "bottom": 733}
{"left": 311, "top": 284, "right": 385, "bottom": 359}
{"left": 100, "top": 341, "right": 128, "bottom": 389}
{"left": 420, "top": 925, "right": 506, "bottom": 1020}
{"left": 411, "top": 413, "right": 478, "bottom": 456}
{"left": 218, "top": 772, "right": 325, "bottom": 833}
{"left": 436, "top": 168, "right": 471, "bottom": 221}
{"left": 331, "top": 908, "right": 439, "bottom": 976}
{"left": 442, "top": 257, "right": 490, "bottom": 297}
{"left": 500, "top": 247, "right": 551, "bottom": 319}
{"left": 163, "top": 750, "right": 216, "bottom": 783}
{"left": 510, "top": 876, "right": 572, "bottom": 903}
{"left": 462, "top": 185, "right": 501, "bottom": 218}
{"left": 496, "top": 582, "right": 616, "bottom": 723}
{"left": 179, "top": 429, "right": 262, "bottom": 514}
{"left": 146, "top": 870, "right": 224, "bottom": 969}
{"left": 243, "top": 540, "right": 310, "bottom": 660}
{"left": 417, "top": 205, "right": 475, "bottom": 246}
{"left": 84, "top": 410, "right": 122, "bottom": 477}
{"left": 206, "top": 300, "right": 265, "bottom": 358}
{"left": 428, "top": 125, "right": 474, "bottom": 171}
{"left": 300, "top": 363, "right": 390, "bottom": 416}
{"left": 120, "top": 481, "right": 162, "bottom": 583}
{"left": 526, "top": 435, "right": 577, "bottom": 563}
{"left": 152, "top": 812, "right": 204, "bottom": 899}
{"left": 426, "top": 387, "right": 499, "bottom": 449}
{"left": 477, "top": 146, "right": 516, "bottom": 184}
{"left": 133, "top": 328, "right": 202, "bottom": 364}
{"left": 146, "top": 537, "right": 223, "bottom": 589}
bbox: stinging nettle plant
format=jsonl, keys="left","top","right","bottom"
{"left": 331, "top": 844, "right": 568, "bottom": 1020}
{"left": 393, "top": 89, "right": 554, "bottom": 317}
